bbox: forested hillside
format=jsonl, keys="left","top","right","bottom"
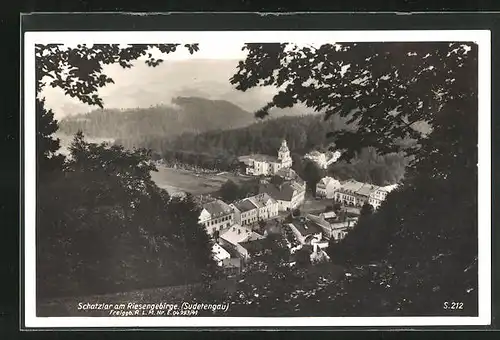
{"left": 130, "top": 113, "right": 407, "bottom": 186}
{"left": 58, "top": 96, "right": 267, "bottom": 140}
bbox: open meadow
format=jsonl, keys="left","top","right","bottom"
{"left": 150, "top": 166, "right": 253, "bottom": 195}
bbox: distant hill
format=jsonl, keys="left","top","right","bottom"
{"left": 57, "top": 96, "right": 291, "bottom": 140}
{"left": 42, "top": 59, "right": 313, "bottom": 119}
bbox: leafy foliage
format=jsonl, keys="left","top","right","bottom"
{"left": 37, "top": 98, "right": 66, "bottom": 175}
{"left": 217, "top": 179, "right": 260, "bottom": 202}
{"left": 37, "top": 131, "right": 219, "bottom": 299}
{"left": 35, "top": 44, "right": 222, "bottom": 300}
{"left": 224, "top": 41, "right": 479, "bottom": 316}
{"left": 302, "top": 160, "right": 325, "bottom": 194}
{"left": 36, "top": 43, "right": 198, "bottom": 106}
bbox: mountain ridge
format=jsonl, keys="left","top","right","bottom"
{"left": 57, "top": 96, "right": 314, "bottom": 141}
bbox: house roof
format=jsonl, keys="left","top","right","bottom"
{"left": 259, "top": 182, "right": 297, "bottom": 202}
{"left": 317, "top": 176, "right": 337, "bottom": 187}
{"left": 233, "top": 199, "right": 258, "bottom": 212}
{"left": 340, "top": 179, "right": 366, "bottom": 192}
{"left": 305, "top": 214, "right": 331, "bottom": 229}
{"left": 239, "top": 238, "right": 270, "bottom": 255}
{"left": 249, "top": 153, "right": 279, "bottom": 163}
{"left": 356, "top": 183, "right": 379, "bottom": 197}
{"left": 212, "top": 243, "right": 231, "bottom": 261}
{"left": 248, "top": 193, "right": 277, "bottom": 208}
{"left": 237, "top": 155, "right": 253, "bottom": 164}
{"left": 380, "top": 184, "right": 399, "bottom": 192}
{"left": 321, "top": 211, "right": 337, "bottom": 219}
{"left": 220, "top": 224, "right": 262, "bottom": 245}
{"left": 203, "top": 199, "right": 233, "bottom": 218}
{"left": 289, "top": 220, "right": 323, "bottom": 237}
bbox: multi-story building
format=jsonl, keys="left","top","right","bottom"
{"left": 198, "top": 199, "right": 235, "bottom": 236}
{"left": 248, "top": 193, "right": 279, "bottom": 221}
{"left": 231, "top": 193, "right": 279, "bottom": 226}
{"left": 219, "top": 224, "right": 264, "bottom": 259}
{"left": 334, "top": 180, "right": 399, "bottom": 210}
{"left": 230, "top": 199, "right": 259, "bottom": 226}
{"left": 316, "top": 176, "right": 341, "bottom": 198}
{"left": 306, "top": 213, "right": 356, "bottom": 241}
{"left": 259, "top": 180, "right": 306, "bottom": 212}
{"left": 334, "top": 179, "right": 378, "bottom": 207}
{"left": 212, "top": 243, "right": 231, "bottom": 266}
{"left": 368, "top": 184, "right": 399, "bottom": 209}
{"left": 287, "top": 219, "right": 323, "bottom": 246}
{"left": 241, "top": 140, "right": 293, "bottom": 176}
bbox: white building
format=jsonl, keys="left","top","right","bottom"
{"left": 248, "top": 193, "right": 279, "bottom": 221}
{"left": 305, "top": 213, "right": 356, "bottom": 242}
{"left": 316, "top": 176, "right": 341, "bottom": 198}
{"left": 231, "top": 193, "right": 279, "bottom": 226}
{"left": 230, "top": 199, "right": 259, "bottom": 226}
{"left": 288, "top": 220, "right": 323, "bottom": 246}
{"left": 212, "top": 243, "right": 231, "bottom": 266}
{"left": 304, "top": 150, "right": 342, "bottom": 169}
{"left": 334, "top": 179, "right": 378, "bottom": 207}
{"left": 368, "top": 184, "right": 399, "bottom": 209}
{"left": 242, "top": 140, "right": 293, "bottom": 176}
{"left": 199, "top": 199, "right": 235, "bottom": 236}
{"left": 259, "top": 180, "right": 305, "bottom": 212}
{"left": 219, "top": 224, "right": 264, "bottom": 259}
{"left": 334, "top": 179, "right": 399, "bottom": 210}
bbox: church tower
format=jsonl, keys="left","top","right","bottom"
{"left": 278, "top": 140, "right": 292, "bottom": 168}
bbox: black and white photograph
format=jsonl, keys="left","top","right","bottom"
{"left": 22, "top": 28, "right": 491, "bottom": 328}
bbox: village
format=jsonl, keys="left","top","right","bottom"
{"left": 193, "top": 140, "right": 399, "bottom": 276}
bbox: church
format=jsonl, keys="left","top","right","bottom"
{"left": 239, "top": 140, "right": 293, "bottom": 176}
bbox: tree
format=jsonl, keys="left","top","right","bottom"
{"left": 270, "top": 174, "right": 285, "bottom": 187}
{"left": 218, "top": 179, "right": 241, "bottom": 202}
{"left": 294, "top": 246, "right": 312, "bottom": 268}
{"left": 36, "top": 43, "right": 199, "bottom": 161}
{"left": 228, "top": 42, "right": 478, "bottom": 316}
{"left": 303, "top": 160, "right": 324, "bottom": 195}
{"left": 35, "top": 44, "right": 226, "bottom": 299}
{"left": 360, "top": 203, "right": 374, "bottom": 216}
{"left": 37, "top": 99, "right": 65, "bottom": 176}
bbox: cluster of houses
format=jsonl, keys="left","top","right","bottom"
{"left": 316, "top": 177, "right": 399, "bottom": 210}
{"left": 204, "top": 201, "right": 359, "bottom": 275}
{"left": 197, "top": 139, "right": 398, "bottom": 275}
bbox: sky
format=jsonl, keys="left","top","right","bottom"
{"left": 40, "top": 42, "right": 277, "bottom": 119}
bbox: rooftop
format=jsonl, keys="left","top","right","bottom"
{"left": 318, "top": 176, "right": 339, "bottom": 187}
{"left": 239, "top": 238, "right": 270, "bottom": 255}
{"left": 202, "top": 199, "right": 233, "bottom": 218}
{"left": 212, "top": 243, "right": 231, "bottom": 261}
{"left": 380, "top": 184, "right": 399, "bottom": 192}
{"left": 249, "top": 153, "right": 280, "bottom": 163}
{"left": 340, "top": 179, "right": 366, "bottom": 193}
{"left": 259, "top": 182, "right": 297, "bottom": 201}
{"left": 356, "top": 183, "right": 379, "bottom": 197}
{"left": 220, "top": 224, "right": 263, "bottom": 246}
{"left": 248, "top": 193, "right": 277, "bottom": 208}
{"left": 290, "top": 220, "right": 323, "bottom": 237}
{"left": 305, "top": 214, "right": 331, "bottom": 230}
{"left": 233, "top": 199, "right": 258, "bottom": 212}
